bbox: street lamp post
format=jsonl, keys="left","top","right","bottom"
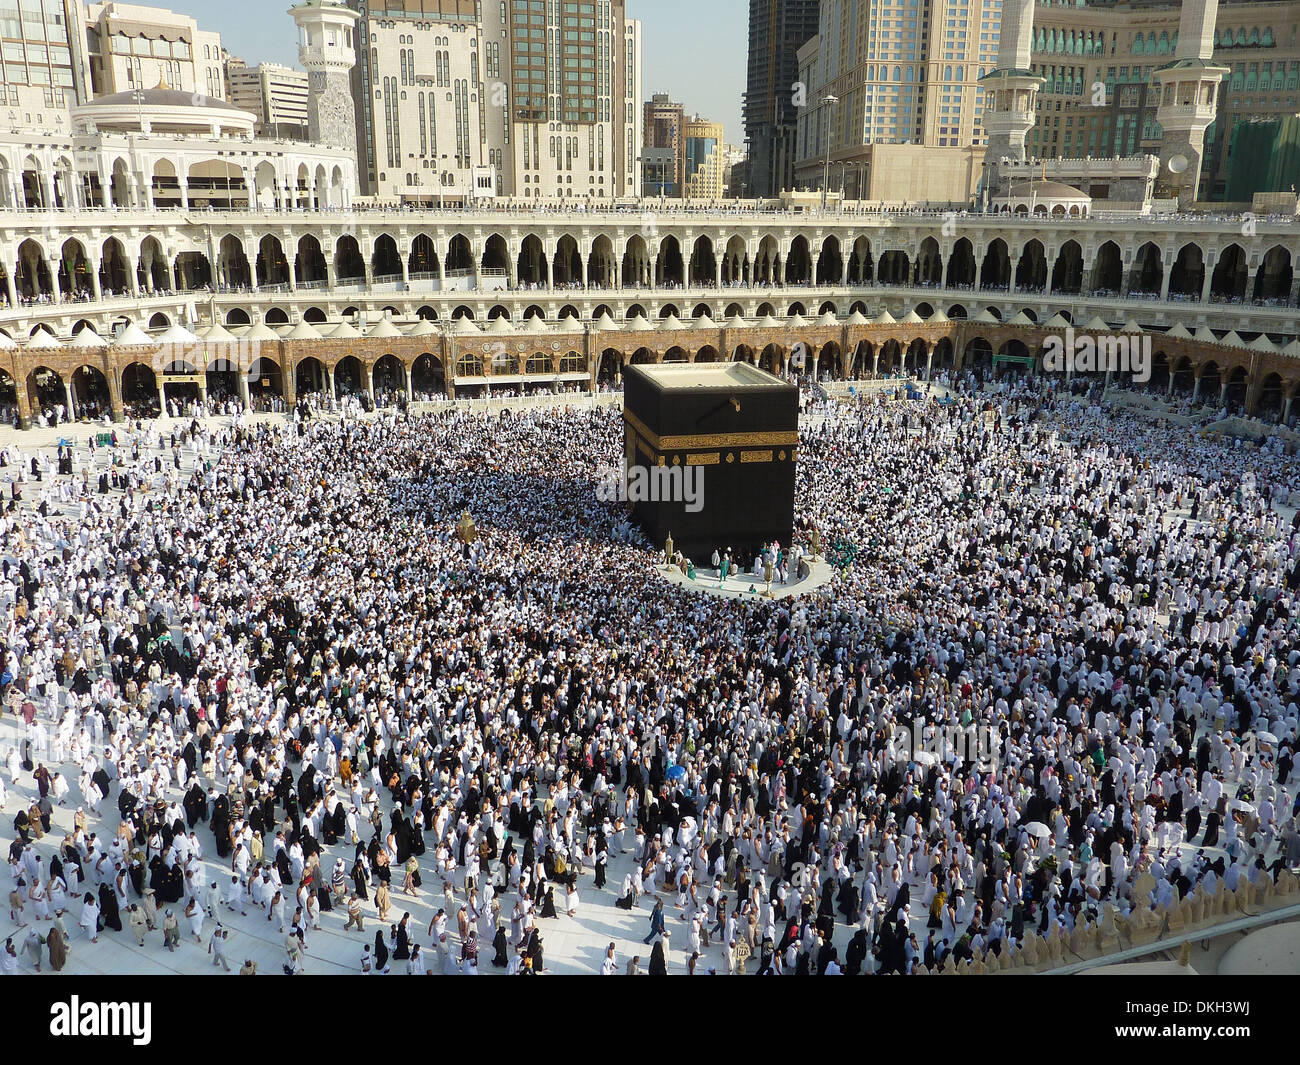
{"left": 821, "top": 95, "right": 839, "bottom": 209}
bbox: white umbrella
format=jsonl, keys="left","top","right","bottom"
{"left": 911, "top": 751, "right": 936, "bottom": 767}
{"left": 1022, "top": 821, "right": 1050, "bottom": 840}
{"left": 1255, "top": 731, "right": 1279, "bottom": 745}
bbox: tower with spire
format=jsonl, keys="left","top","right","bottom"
{"left": 1151, "top": 0, "right": 1229, "bottom": 208}
{"left": 978, "top": 0, "right": 1043, "bottom": 200}
{"left": 289, "top": 1, "right": 360, "bottom": 155}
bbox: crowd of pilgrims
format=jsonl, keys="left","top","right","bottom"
{"left": 3, "top": 377, "right": 1300, "bottom": 976}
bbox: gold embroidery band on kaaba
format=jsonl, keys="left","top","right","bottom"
{"left": 622, "top": 409, "right": 799, "bottom": 451}
{"left": 685, "top": 453, "right": 720, "bottom": 465}
{"left": 740, "top": 450, "right": 773, "bottom": 463}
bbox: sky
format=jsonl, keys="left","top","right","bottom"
{"left": 157, "top": 0, "right": 749, "bottom": 144}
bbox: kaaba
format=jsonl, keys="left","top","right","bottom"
{"left": 621, "top": 362, "right": 799, "bottom": 562}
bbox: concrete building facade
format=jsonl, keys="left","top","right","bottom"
{"left": 347, "top": 0, "right": 641, "bottom": 204}
{"left": 744, "top": 0, "right": 820, "bottom": 198}
{"left": 226, "top": 58, "right": 310, "bottom": 139}
{"left": 683, "top": 115, "right": 724, "bottom": 199}
{"left": 83, "top": 1, "right": 226, "bottom": 100}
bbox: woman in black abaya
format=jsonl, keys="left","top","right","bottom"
{"left": 373, "top": 928, "right": 389, "bottom": 974}
{"left": 593, "top": 830, "right": 608, "bottom": 890}
{"left": 164, "top": 861, "right": 185, "bottom": 904}
{"left": 212, "top": 798, "right": 232, "bottom": 859}
{"left": 1202, "top": 797, "right": 1226, "bottom": 849}
{"left": 128, "top": 859, "right": 145, "bottom": 898}
{"left": 393, "top": 913, "right": 411, "bottom": 961}
{"left": 524, "top": 926, "right": 544, "bottom": 972}
{"left": 351, "top": 851, "right": 370, "bottom": 901}
{"left": 491, "top": 924, "right": 509, "bottom": 967}
{"left": 648, "top": 939, "right": 667, "bottom": 975}
{"left": 98, "top": 881, "right": 123, "bottom": 932}
{"left": 275, "top": 847, "right": 293, "bottom": 886}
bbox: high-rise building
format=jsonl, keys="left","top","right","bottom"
{"left": 1012, "top": 0, "right": 1300, "bottom": 203}
{"left": 345, "top": 0, "right": 641, "bottom": 204}
{"left": 83, "top": 2, "right": 226, "bottom": 100}
{"left": 0, "top": 0, "right": 85, "bottom": 121}
{"left": 643, "top": 91, "right": 684, "bottom": 192}
{"left": 683, "top": 114, "right": 723, "bottom": 198}
{"left": 791, "top": 0, "right": 1003, "bottom": 202}
{"left": 744, "top": 0, "right": 819, "bottom": 198}
{"left": 227, "top": 57, "right": 310, "bottom": 139}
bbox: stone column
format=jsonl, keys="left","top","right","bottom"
{"left": 178, "top": 178, "right": 189, "bottom": 210}
{"left": 157, "top": 380, "right": 167, "bottom": 415}
{"left": 90, "top": 261, "right": 102, "bottom": 301}
{"left": 1159, "top": 264, "right": 1172, "bottom": 301}
{"left": 64, "top": 380, "right": 76, "bottom": 421}
{"left": 1200, "top": 258, "right": 1215, "bottom": 303}
{"left": 14, "top": 378, "right": 31, "bottom": 429}
{"left": 281, "top": 354, "right": 296, "bottom": 408}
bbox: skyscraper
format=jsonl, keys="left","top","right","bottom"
{"left": 345, "top": 0, "right": 640, "bottom": 203}
{"left": 0, "top": 0, "right": 85, "bottom": 118}
{"left": 744, "top": 0, "right": 819, "bottom": 198}
{"left": 790, "top": 0, "right": 1000, "bottom": 203}
{"left": 683, "top": 114, "right": 723, "bottom": 198}
{"left": 643, "top": 91, "right": 685, "bottom": 194}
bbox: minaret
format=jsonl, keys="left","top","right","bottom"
{"left": 978, "top": 0, "right": 1043, "bottom": 199}
{"left": 289, "top": 0, "right": 360, "bottom": 154}
{"left": 1152, "top": 0, "right": 1228, "bottom": 207}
